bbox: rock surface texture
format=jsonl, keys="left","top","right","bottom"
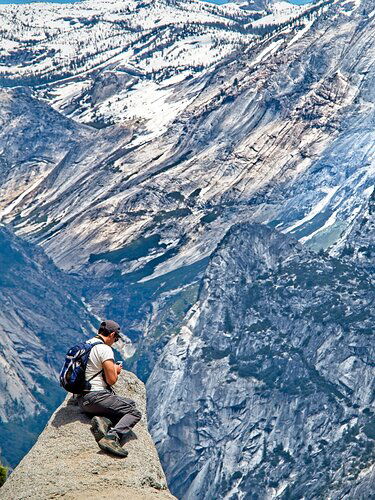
{"left": 0, "top": 0, "right": 374, "bottom": 498}
{"left": 2, "top": 0, "right": 369, "bottom": 277}
{"left": 148, "top": 223, "right": 375, "bottom": 499}
{"left": 1, "top": 372, "right": 175, "bottom": 500}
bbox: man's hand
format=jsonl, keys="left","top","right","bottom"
{"left": 116, "top": 363, "right": 122, "bottom": 375}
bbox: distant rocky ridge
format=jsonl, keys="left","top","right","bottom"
{"left": 1, "top": 372, "right": 175, "bottom": 500}
{"left": 148, "top": 223, "right": 375, "bottom": 498}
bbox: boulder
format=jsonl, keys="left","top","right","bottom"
{"left": 1, "top": 371, "right": 175, "bottom": 500}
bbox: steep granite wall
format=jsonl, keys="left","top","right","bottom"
{"left": 1, "top": 371, "right": 175, "bottom": 500}
{"left": 148, "top": 223, "right": 375, "bottom": 499}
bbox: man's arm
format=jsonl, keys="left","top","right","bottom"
{"left": 102, "top": 359, "right": 121, "bottom": 386}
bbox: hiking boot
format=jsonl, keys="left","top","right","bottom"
{"left": 98, "top": 434, "right": 128, "bottom": 458}
{"left": 90, "top": 416, "right": 112, "bottom": 442}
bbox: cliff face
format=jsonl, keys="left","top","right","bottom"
{"left": 0, "top": 0, "right": 374, "bottom": 497}
{"left": 335, "top": 187, "right": 375, "bottom": 270}
{"left": 147, "top": 223, "right": 375, "bottom": 499}
{"left": 1, "top": 371, "right": 175, "bottom": 500}
{"left": 2, "top": 0, "right": 373, "bottom": 281}
{"left": 0, "top": 1, "right": 373, "bottom": 379}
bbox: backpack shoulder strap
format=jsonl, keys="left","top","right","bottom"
{"left": 84, "top": 339, "right": 107, "bottom": 385}
{"left": 87, "top": 369, "right": 103, "bottom": 382}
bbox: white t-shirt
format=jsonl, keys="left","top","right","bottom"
{"left": 85, "top": 337, "right": 114, "bottom": 391}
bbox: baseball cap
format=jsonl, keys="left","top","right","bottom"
{"left": 100, "top": 319, "right": 121, "bottom": 334}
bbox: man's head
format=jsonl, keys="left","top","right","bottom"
{"left": 98, "top": 320, "right": 121, "bottom": 345}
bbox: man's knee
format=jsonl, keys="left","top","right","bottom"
{"left": 113, "top": 397, "right": 141, "bottom": 418}
{"left": 120, "top": 407, "right": 141, "bottom": 423}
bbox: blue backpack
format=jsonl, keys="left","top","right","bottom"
{"left": 59, "top": 340, "right": 103, "bottom": 393}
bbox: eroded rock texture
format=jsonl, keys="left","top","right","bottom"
{"left": 1, "top": 372, "right": 175, "bottom": 500}
{"left": 148, "top": 224, "right": 375, "bottom": 499}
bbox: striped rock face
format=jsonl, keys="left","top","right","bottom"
{"left": 147, "top": 223, "right": 375, "bottom": 499}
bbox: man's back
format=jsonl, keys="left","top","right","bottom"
{"left": 85, "top": 337, "right": 114, "bottom": 391}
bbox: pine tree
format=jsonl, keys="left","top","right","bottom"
{"left": 0, "top": 462, "right": 7, "bottom": 487}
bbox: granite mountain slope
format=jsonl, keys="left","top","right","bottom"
{"left": 0, "top": 0, "right": 361, "bottom": 276}
{"left": 0, "top": 0, "right": 358, "bottom": 366}
{"left": 0, "top": 0, "right": 370, "bottom": 375}
{"left": 148, "top": 223, "right": 375, "bottom": 499}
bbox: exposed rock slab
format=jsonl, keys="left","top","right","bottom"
{"left": 1, "top": 371, "right": 175, "bottom": 500}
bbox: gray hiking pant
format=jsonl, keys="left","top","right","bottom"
{"left": 77, "top": 390, "right": 142, "bottom": 438}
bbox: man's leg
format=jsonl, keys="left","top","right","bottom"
{"left": 78, "top": 391, "right": 142, "bottom": 439}
{"left": 105, "top": 395, "right": 142, "bottom": 440}
{"left": 90, "top": 415, "right": 112, "bottom": 442}
{"left": 78, "top": 391, "right": 140, "bottom": 457}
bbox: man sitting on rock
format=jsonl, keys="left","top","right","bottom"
{"left": 77, "top": 320, "right": 142, "bottom": 457}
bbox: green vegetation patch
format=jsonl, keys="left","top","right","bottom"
{"left": 200, "top": 212, "right": 219, "bottom": 224}
{"left": 89, "top": 234, "right": 165, "bottom": 264}
{"left": 167, "top": 191, "right": 185, "bottom": 202}
{"left": 363, "top": 419, "right": 375, "bottom": 440}
{"left": 0, "top": 462, "right": 7, "bottom": 487}
{"left": 0, "top": 237, "right": 25, "bottom": 269}
{"left": 154, "top": 208, "right": 191, "bottom": 224}
{"left": 202, "top": 345, "right": 230, "bottom": 361}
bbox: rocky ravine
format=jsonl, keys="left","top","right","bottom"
{"left": 1, "top": 371, "right": 175, "bottom": 500}
{"left": 148, "top": 223, "right": 375, "bottom": 499}
{"left": 0, "top": 0, "right": 374, "bottom": 497}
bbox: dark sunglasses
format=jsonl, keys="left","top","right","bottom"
{"left": 113, "top": 332, "right": 120, "bottom": 342}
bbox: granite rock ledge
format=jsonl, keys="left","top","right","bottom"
{"left": 1, "top": 371, "right": 175, "bottom": 500}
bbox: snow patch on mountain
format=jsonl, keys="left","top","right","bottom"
{"left": 251, "top": 0, "right": 306, "bottom": 25}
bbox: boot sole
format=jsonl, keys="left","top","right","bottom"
{"left": 90, "top": 416, "right": 111, "bottom": 442}
{"left": 98, "top": 439, "right": 128, "bottom": 458}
